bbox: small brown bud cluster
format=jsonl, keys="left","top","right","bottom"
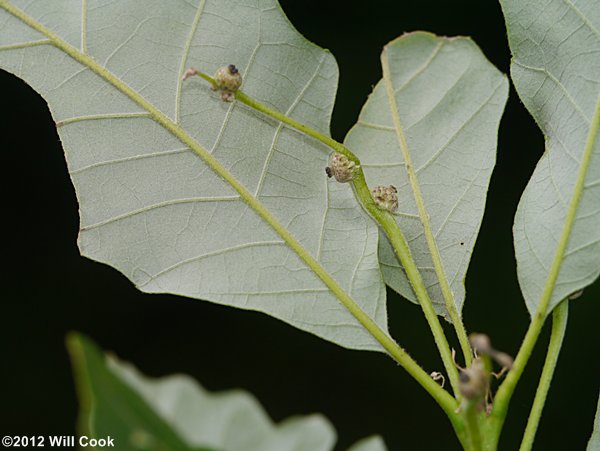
{"left": 371, "top": 185, "right": 398, "bottom": 213}
{"left": 213, "top": 64, "right": 243, "bottom": 102}
{"left": 469, "top": 333, "right": 514, "bottom": 371}
{"left": 459, "top": 358, "right": 488, "bottom": 401}
{"left": 469, "top": 333, "right": 492, "bottom": 354}
{"left": 326, "top": 153, "right": 359, "bottom": 183}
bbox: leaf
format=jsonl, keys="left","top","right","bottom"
{"left": 346, "top": 435, "right": 387, "bottom": 451}
{"left": 589, "top": 393, "right": 600, "bottom": 451}
{"left": 344, "top": 32, "right": 508, "bottom": 318}
{"left": 501, "top": 0, "right": 600, "bottom": 315}
{"left": 0, "top": 0, "right": 387, "bottom": 351}
{"left": 68, "top": 332, "right": 387, "bottom": 451}
{"left": 67, "top": 333, "right": 198, "bottom": 451}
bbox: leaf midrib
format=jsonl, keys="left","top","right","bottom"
{"left": 491, "top": 1, "right": 600, "bottom": 426}
{"left": 175, "top": 0, "right": 207, "bottom": 123}
{"left": 507, "top": 0, "right": 600, "bottom": 312}
{"left": 0, "top": 1, "right": 389, "bottom": 351}
{"left": 531, "top": 89, "right": 600, "bottom": 316}
{"left": 380, "top": 43, "right": 460, "bottom": 322}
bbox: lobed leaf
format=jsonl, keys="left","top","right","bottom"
{"left": 68, "top": 333, "right": 387, "bottom": 451}
{"left": 345, "top": 32, "right": 508, "bottom": 318}
{"left": 501, "top": 0, "right": 600, "bottom": 315}
{"left": 0, "top": 0, "right": 387, "bottom": 350}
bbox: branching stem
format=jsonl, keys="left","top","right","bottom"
{"left": 488, "top": 91, "right": 600, "bottom": 444}
{"left": 464, "top": 401, "right": 483, "bottom": 451}
{"left": 0, "top": 0, "right": 462, "bottom": 427}
{"left": 519, "top": 300, "right": 569, "bottom": 451}
{"left": 190, "top": 69, "right": 462, "bottom": 397}
{"left": 380, "top": 48, "right": 473, "bottom": 368}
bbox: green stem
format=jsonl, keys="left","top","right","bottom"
{"left": 489, "top": 91, "right": 600, "bottom": 443}
{"left": 366, "top": 191, "right": 462, "bottom": 396}
{"left": 0, "top": 0, "right": 460, "bottom": 424}
{"left": 380, "top": 47, "right": 473, "bottom": 368}
{"left": 519, "top": 300, "right": 569, "bottom": 451}
{"left": 464, "top": 401, "right": 483, "bottom": 451}
{"left": 195, "top": 70, "right": 462, "bottom": 396}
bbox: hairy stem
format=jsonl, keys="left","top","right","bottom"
{"left": 519, "top": 300, "right": 569, "bottom": 451}
{"left": 464, "top": 401, "right": 483, "bottom": 451}
{"left": 380, "top": 47, "right": 473, "bottom": 368}
{"left": 191, "top": 69, "right": 461, "bottom": 396}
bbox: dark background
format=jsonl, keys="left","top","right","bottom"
{"left": 1, "top": 1, "right": 599, "bottom": 450}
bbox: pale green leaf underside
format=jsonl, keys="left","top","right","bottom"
{"left": 589, "top": 393, "right": 600, "bottom": 451}
{"left": 0, "top": 0, "right": 387, "bottom": 351}
{"left": 111, "top": 363, "right": 337, "bottom": 451}
{"left": 346, "top": 436, "right": 387, "bottom": 451}
{"left": 70, "top": 333, "right": 387, "bottom": 451}
{"left": 345, "top": 32, "right": 508, "bottom": 318}
{"left": 68, "top": 334, "right": 197, "bottom": 451}
{"left": 501, "top": 0, "right": 600, "bottom": 315}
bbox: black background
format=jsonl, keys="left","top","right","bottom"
{"left": 1, "top": 1, "right": 599, "bottom": 450}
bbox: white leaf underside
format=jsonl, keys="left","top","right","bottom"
{"left": 501, "top": 0, "right": 600, "bottom": 315}
{"left": 345, "top": 32, "right": 508, "bottom": 319}
{"left": 0, "top": 0, "right": 387, "bottom": 351}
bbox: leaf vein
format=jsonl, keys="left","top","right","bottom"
{"left": 513, "top": 59, "right": 592, "bottom": 124}
{"left": 175, "top": 0, "right": 206, "bottom": 123}
{"left": 71, "top": 147, "right": 191, "bottom": 174}
{"left": 81, "top": 196, "right": 241, "bottom": 230}
{"left": 416, "top": 79, "right": 506, "bottom": 174}
{"left": 141, "top": 240, "right": 286, "bottom": 287}
{"left": 561, "top": 0, "right": 600, "bottom": 40}
{"left": 0, "top": 39, "right": 51, "bottom": 51}
{"left": 254, "top": 53, "right": 326, "bottom": 197}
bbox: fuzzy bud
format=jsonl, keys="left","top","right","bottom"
{"left": 469, "top": 333, "right": 492, "bottom": 355}
{"left": 469, "top": 333, "right": 513, "bottom": 371}
{"left": 492, "top": 351, "right": 513, "bottom": 370}
{"left": 371, "top": 185, "right": 398, "bottom": 213}
{"left": 213, "top": 64, "right": 242, "bottom": 101}
{"left": 327, "top": 153, "right": 359, "bottom": 183}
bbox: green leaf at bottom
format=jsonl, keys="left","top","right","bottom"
{"left": 68, "top": 333, "right": 387, "bottom": 451}
{"left": 67, "top": 333, "right": 196, "bottom": 451}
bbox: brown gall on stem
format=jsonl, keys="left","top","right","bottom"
{"left": 326, "top": 153, "right": 359, "bottom": 183}
{"left": 371, "top": 185, "right": 398, "bottom": 213}
{"left": 459, "top": 358, "right": 488, "bottom": 401}
{"left": 213, "top": 64, "right": 243, "bottom": 102}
